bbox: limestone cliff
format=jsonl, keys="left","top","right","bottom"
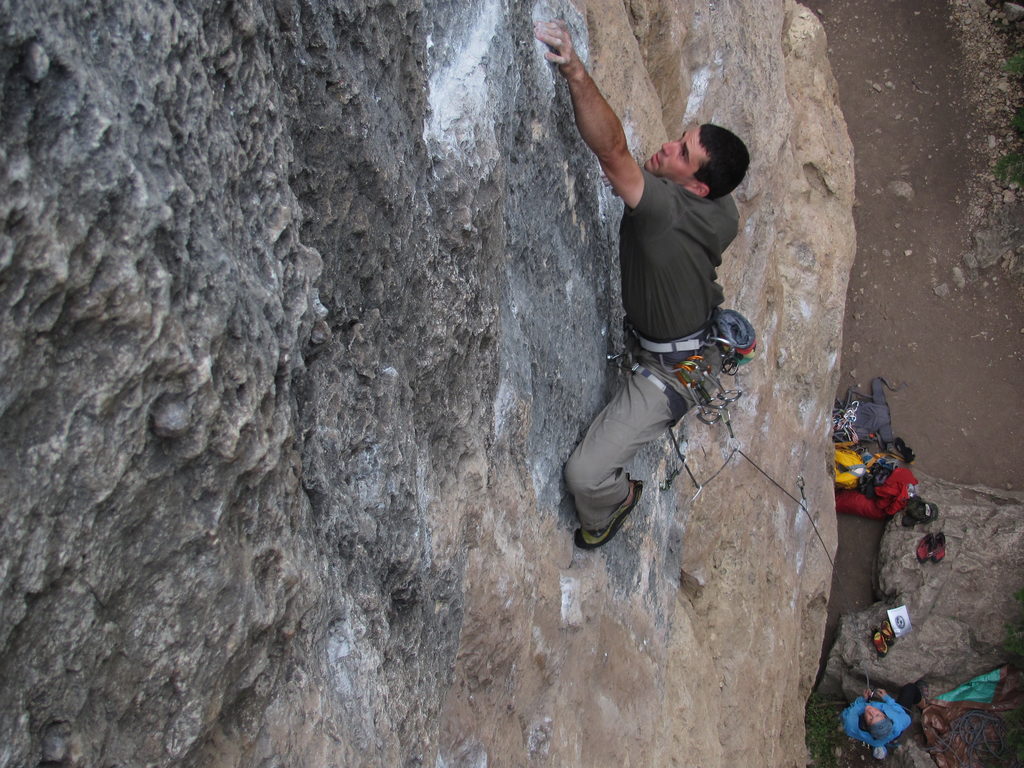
{"left": 0, "top": 1, "right": 853, "bottom": 766}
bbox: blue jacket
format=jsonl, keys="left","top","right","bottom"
{"left": 840, "top": 695, "right": 911, "bottom": 747}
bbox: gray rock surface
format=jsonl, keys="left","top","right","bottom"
{"left": 888, "top": 740, "right": 940, "bottom": 768}
{"left": 820, "top": 473, "right": 1024, "bottom": 702}
{"left": 0, "top": 1, "right": 854, "bottom": 766}
{"left": 1004, "top": 2, "right": 1024, "bottom": 23}
{"left": 966, "top": 201, "right": 1024, "bottom": 274}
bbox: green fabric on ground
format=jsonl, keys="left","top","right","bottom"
{"left": 935, "top": 668, "right": 1002, "bottom": 703}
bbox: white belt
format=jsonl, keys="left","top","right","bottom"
{"left": 635, "top": 329, "right": 706, "bottom": 354}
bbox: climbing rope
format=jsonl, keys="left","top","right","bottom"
{"left": 926, "top": 710, "right": 1021, "bottom": 767}
{"left": 738, "top": 448, "right": 835, "bottom": 571}
{"left": 662, "top": 424, "right": 836, "bottom": 571}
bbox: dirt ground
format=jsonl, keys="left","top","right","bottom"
{"left": 821, "top": 0, "right": 1022, "bottom": 490}
{"left": 812, "top": 0, "right": 1022, "bottom": 764}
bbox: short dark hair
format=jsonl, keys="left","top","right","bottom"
{"left": 696, "top": 124, "right": 750, "bottom": 199}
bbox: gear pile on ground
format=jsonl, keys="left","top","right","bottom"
{"left": 831, "top": 377, "right": 930, "bottom": 522}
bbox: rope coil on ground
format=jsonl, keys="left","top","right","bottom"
{"left": 926, "top": 710, "right": 1021, "bottom": 767}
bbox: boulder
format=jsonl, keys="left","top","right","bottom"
{"left": 888, "top": 740, "right": 941, "bottom": 768}
{"left": 820, "top": 473, "right": 1024, "bottom": 701}
{"left": 1003, "top": 3, "right": 1024, "bottom": 23}
{"left": 966, "top": 202, "right": 1024, "bottom": 272}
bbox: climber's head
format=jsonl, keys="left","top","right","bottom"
{"left": 860, "top": 705, "right": 893, "bottom": 741}
{"left": 645, "top": 124, "right": 749, "bottom": 199}
{"left": 694, "top": 124, "right": 749, "bottom": 199}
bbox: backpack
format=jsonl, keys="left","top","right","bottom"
{"left": 834, "top": 444, "right": 869, "bottom": 490}
{"left": 836, "top": 466, "right": 920, "bottom": 519}
{"left": 857, "top": 454, "right": 899, "bottom": 496}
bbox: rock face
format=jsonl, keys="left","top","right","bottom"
{"left": 820, "top": 474, "right": 1024, "bottom": 702}
{"left": 967, "top": 201, "right": 1024, "bottom": 275}
{"left": 0, "top": 1, "right": 854, "bottom": 767}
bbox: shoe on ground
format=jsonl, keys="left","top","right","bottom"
{"left": 880, "top": 618, "right": 895, "bottom": 644}
{"left": 574, "top": 479, "right": 644, "bottom": 550}
{"left": 872, "top": 746, "right": 888, "bottom": 759}
{"left": 930, "top": 531, "right": 946, "bottom": 562}
{"left": 872, "top": 629, "right": 889, "bottom": 657}
{"left": 916, "top": 533, "right": 935, "bottom": 563}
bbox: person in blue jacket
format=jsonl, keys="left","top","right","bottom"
{"left": 841, "top": 685, "right": 921, "bottom": 759}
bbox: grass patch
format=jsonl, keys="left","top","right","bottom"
{"left": 994, "top": 151, "right": 1024, "bottom": 186}
{"left": 805, "top": 692, "right": 842, "bottom": 768}
{"left": 1005, "top": 50, "right": 1024, "bottom": 76}
{"left": 995, "top": 52, "right": 1024, "bottom": 186}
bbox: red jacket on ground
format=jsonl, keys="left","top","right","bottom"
{"left": 836, "top": 467, "right": 918, "bottom": 519}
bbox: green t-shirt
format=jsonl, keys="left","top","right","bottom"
{"left": 619, "top": 169, "right": 739, "bottom": 340}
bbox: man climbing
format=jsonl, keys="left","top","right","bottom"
{"left": 533, "top": 19, "right": 750, "bottom": 548}
{"left": 840, "top": 684, "right": 922, "bottom": 759}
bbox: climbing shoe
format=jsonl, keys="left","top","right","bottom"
{"left": 574, "top": 479, "right": 644, "bottom": 550}
{"left": 916, "top": 533, "right": 935, "bottom": 564}
{"left": 892, "top": 437, "right": 915, "bottom": 463}
{"left": 872, "top": 630, "right": 889, "bottom": 657}
{"left": 880, "top": 618, "right": 895, "bottom": 645}
{"left": 930, "top": 532, "right": 946, "bottom": 562}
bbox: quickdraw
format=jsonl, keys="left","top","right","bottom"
{"left": 660, "top": 418, "right": 702, "bottom": 496}
{"left": 832, "top": 400, "right": 860, "bottom": 443}
{"left": 671, "top": 354, "right": 741, "bottom": 437}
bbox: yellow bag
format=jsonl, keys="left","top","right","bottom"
{"left": 834, "top": 444, "right": 868, "bottom": 490}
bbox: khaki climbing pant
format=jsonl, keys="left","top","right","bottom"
{"left": 564, "top": 347, "right": 697, "bottom": 532}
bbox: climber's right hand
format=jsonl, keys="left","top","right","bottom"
{"left": 533, "top": 20, "right": 582, "bottom": 78}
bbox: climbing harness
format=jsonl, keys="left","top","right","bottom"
{"left": 632, "top": 321, "right": 709, "bottom": 355}
{"left": 613, "top": 309, "right": 755, "bottom": 491}
{"left": 650, "top": 309, "right": 756, "bottom": 479}
{"left": 833, "top": 377, "right": 902, "bottom": 451}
